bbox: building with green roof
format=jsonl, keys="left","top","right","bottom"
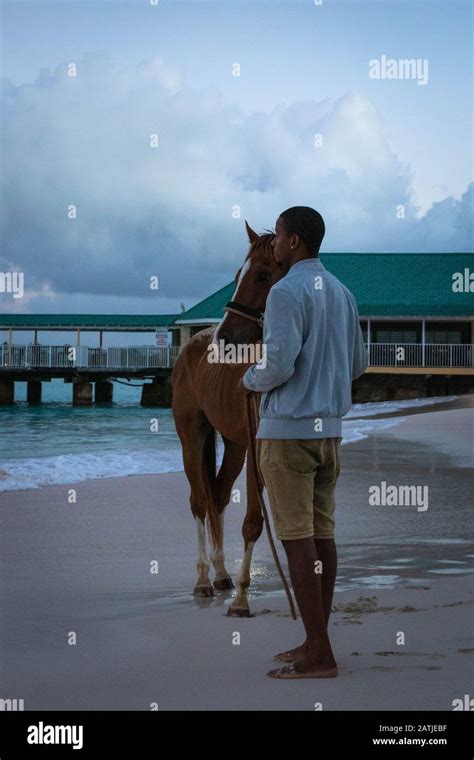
{"left": 175, "top": 253, "right": 474, "bottom": 362}
{"left": 0, "top": 254, "right": 472, "bottom": 402}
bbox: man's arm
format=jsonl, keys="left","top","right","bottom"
{"left": 352, "top": 307, "right": 369, "bottom": 379}
{"left": 242, "top": 287, "right": 303, "bottom": 393}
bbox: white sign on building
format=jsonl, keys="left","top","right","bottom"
{"left": 155, "top": 329, "right": 169, "bottom": 347}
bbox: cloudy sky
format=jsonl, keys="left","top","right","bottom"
{"left": 1, "top": 0, "right": 472, "bottom": 319}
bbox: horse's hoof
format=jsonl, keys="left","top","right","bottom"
{"left": 227, "top": 605, "right": 253, "bottom": 618}
{"left": 194, "top": 584, "right": 215, "bottom": 598}
{"left": 213, "top": 577, "right": 235, "bottom": 591}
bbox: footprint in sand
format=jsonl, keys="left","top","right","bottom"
{"left": 407, "top": 585, "right": 431, "bottom": 591}
{"left": 374, "top": 651, "right": 446, "bottom": 659}
{"left": 334, "top": 596, "right": 379, "bottom": 615}
{"left": 335, "top": 617, "right": 363, "bottom": 625}
{"left": 371, "top": 665, "right": 441, "bottom": 672}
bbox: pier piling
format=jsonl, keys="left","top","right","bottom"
{"left": 140, "top": 377, "right": 171, "bottom": 406}
{"left": 0, "top": 379, "right": 14, "bottom": 405}
{"left": 73, "top": 382, "right": 93, "bottom": 407}
{"left": 95, "top": 381, "right": 113, "bottom": 404}
{"left": 27, "top": 381, "right": 42, "bottom": 405}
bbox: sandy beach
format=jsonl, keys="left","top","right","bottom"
{"left": 1, "top": 403, "right": 473, "bottom": 711}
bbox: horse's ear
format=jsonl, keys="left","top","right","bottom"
{"left": 245, "top": 220, "right": 259, "bottom": 244}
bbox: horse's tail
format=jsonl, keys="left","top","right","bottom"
{"left": 203, "top": 427, "right": 220, "bottom": 548}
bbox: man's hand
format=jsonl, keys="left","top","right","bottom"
{"left": 238, "top": 375, "right": 252, "bottom": 394}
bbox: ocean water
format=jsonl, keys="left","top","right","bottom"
{"left": 0, "top": 381, "right": 455, "bottom": 492}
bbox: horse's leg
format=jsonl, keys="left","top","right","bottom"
{"left": 228, "top": 440, "right": 264, "bottom": 617}
{"left": 178, "top": 414, "right": 216, "bottom": 597}
{"left": 195, "top": 514, "right": 212, "bottom": 597}
{"left": 212, "top": 436, "right": 246, "bottom": 591}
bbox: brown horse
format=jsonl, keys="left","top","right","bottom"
{"left": 171, "top": 222, "right": 289, "bottom": 617}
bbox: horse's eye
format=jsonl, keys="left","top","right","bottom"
{"left": 257, "top": 270, "right": 271, "bottom": 282}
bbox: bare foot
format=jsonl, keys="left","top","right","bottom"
{"left": 268, "top": 654, "right": 338, "bottom": 679}
{"left": 273, "top": 642, "right": 308, "bottom": 663}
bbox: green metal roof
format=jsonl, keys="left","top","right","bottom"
{"left": 0, "top": 314, "right": 180, "bottom": 330}
{"left": 175, "top": 282, "right": 235, "bottom": 322}
{"left": 176, "top": 253, "right": 474, "bottom": 320}
{"left": 1, "top": 255, "right": 472, "bottom": 331}
{"left": 322, "top": 253, "right": 473, "bottom": 317}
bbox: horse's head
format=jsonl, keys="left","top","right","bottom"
{"left": 214, "top": 221, "right": 290, "bottom": 346}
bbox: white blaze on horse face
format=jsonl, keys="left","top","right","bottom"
{"left": 214, "top": 258, "right": 252, "bottom": 341}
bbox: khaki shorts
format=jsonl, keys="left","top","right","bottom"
{"left": 258, "top": 438, "right": 342, "bottom": 541}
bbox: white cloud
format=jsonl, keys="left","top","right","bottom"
{"left": 0, "top": 55, "right": 472, "bottom": 314}
{"left": 400, "top": 182, "right": 473, "bottom": 252}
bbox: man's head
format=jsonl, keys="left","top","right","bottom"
{"left": 271, "top": 206, "right": 325, "bottom": 266}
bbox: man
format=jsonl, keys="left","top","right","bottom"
{"left": 238, "top": 206, "right": 368, "bottom": 679}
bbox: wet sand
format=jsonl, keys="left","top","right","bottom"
{"left": 0, "top": 403, "right": 472, "bottom": 710}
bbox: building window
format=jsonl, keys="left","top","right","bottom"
{"left": 371, "top": 322, "right": 421, "bottom": 344}
{"left": 367, "top": 321, "right": 470, "bottom": 345}
{"left": 190, "top": 325, "right": 211, "bottom": 337}
{"left": 425, "top": 322, "right": 470, "bottom": 344}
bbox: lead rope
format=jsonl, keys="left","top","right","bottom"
{"left": 245, "top": 392, "right": 298, "bottom": 621}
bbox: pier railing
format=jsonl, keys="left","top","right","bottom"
{"left": 0, "top": 342, "right": 472, "bottom": 370}
{"left": 0, "top": 345, "right": 181, "bottom": 370}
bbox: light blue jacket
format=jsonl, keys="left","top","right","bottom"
{"left": 242, "top": 257, "right": 368, "bottom": 439}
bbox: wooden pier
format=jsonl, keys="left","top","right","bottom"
{"left": 0, "top": 341, "right": 472, "bottom": 406}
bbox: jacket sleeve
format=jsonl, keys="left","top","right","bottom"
{"left": 352, "top": 306, "right": 369, "bottom": 379}
{"left": 242, "top": 287, "right": 303, "bottom": 392}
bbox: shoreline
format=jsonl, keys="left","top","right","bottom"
{"left": 1, "top": 392, "right": 471, "bottom": 495}
{"left": 1, "top": 402, "right": 472, "bottom": 710}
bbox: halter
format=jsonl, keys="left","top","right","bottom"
{"left": 224, "top": 301, "right": 264, "bottom": 327}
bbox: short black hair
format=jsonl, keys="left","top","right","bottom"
{"left": 278, "top": 206, "right": 325, "bottom": 255}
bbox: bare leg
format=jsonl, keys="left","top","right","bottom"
{"left": 269, "top": 537, "right": 337, "bottom": 678}
{"left": 314, "top": 538, "right": 337, "bottom": 625}
{"left": 274, "top": 538, "right": 337, "bottom": 662}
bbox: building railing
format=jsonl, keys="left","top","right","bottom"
{"left": 0, "top": 343, "right": 472, "bottom": 370}
{"left": 368, "top": 342, "right": 473, "bottom": 368}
